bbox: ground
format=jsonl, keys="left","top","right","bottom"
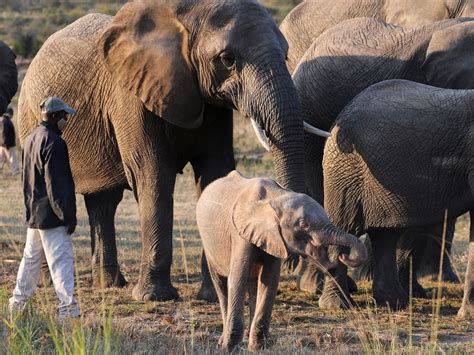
{"left": 0, "top": 115, "right": 473, "bottom": 354}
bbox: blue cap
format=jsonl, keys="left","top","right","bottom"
{"left": 40, "top": 97, "right": 76, "bottom": 115}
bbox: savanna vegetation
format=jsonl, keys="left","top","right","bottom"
{"left": 0, "top": 0, "right": 300, "bottom": 58}
{"left": 0, "top": 0, "right": 473, "bottom": 353}
{"left": 1, "top": 115, "right": 473, "bottom": 353}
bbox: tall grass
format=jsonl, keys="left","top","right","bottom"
{"left": 343, "top": 210, "right": 454, "bottom": 354}
{"left": 429, "top": 209, "right": 449, "bottom": 353}
{"left": 178, "top": 219, "right": 196, "bottom": 354}
{"left": 1, "top": 252, "right": 117, "bottom": 354}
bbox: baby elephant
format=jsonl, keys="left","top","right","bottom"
{"left": 196, "top": 170, "right": 366, "bottom": 351}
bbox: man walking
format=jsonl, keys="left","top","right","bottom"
{"left": 9, "top": 97, "right": 80, "bottom": 319}
{"left": 0, "top": 106, "right": 19, "bottom": 175}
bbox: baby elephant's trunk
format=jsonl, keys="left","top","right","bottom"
{"left": 319, "top": 225, "right": 368, "bottom": 268}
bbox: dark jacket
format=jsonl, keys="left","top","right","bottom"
{"left": 23, "top": 121, "right": 76, "bottom": 229}
{"left": 0, "top": 116, "right": 16, "bottom": 148}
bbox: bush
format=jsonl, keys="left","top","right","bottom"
{"left": 11, "top": 32, "right": 42, "bottom": 58}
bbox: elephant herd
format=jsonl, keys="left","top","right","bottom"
{"left": 0, "top": 0, "right": 472, "bottom": 351}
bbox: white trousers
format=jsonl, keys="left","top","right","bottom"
{"left": 0, "top": 146, "right": 19, "bottom": 173}
{"left": 9, "top": 226, "right": 80, "bottom": 316}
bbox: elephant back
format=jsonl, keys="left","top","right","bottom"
{"left": 18, "top": 13, "right": 112, "bottom": 143}
{"left": 323, "top": 80, "right": 472, "bottom": 232}
{"left": 293, "top": 17, "right": 471, "bottom": 130}
{"left": 17, "top": 13, "right": 128, "bottom": 194}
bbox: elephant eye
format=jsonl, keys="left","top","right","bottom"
{"left": 298, "top": 218, "right": 310, "bottom": 230}
{"left": 219, "top": 51, "right": 235, "bottom": 69}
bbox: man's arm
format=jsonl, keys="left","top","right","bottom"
{"left": 43, "top": 139, "right": 77, "bottom": 229}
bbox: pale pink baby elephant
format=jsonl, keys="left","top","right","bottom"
{"left": 196, "top": 170, "right": 367, "bottom": 351}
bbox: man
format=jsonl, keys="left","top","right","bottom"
{"left": 9, "top": 97, "right": 80, "bottom": 319}
{"left": 0, "top": 106, "right": 19, "bottom": 175}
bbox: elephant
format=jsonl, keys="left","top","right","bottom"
{"left": 17, "top": 0, "right": 328, "bottom": 302}
{"left": 196, "top": 170, "right": 367, "bottom": 351}
{"left": 280, "top": 0, "right": 474, "bottom": 73}
{"left": 322, "top": 79, "right": 474, "bottom": 318}
{"left": 290, "top": 17, "right": 474, "bottom": 309}
{"left": 0, "top": 41, "right": 18, "bottom": 116}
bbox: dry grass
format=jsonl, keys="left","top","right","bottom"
{"left": 1, "top": 116, "right": 473, "bottom": 353}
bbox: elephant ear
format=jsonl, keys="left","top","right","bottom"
{"left": 232, "top": 188, "right": 288, "bottom": 259}
{"left": 421, "top": 22, "right": 474, "bottom": 89}
{"left": 0, "top": 41, "right": 18, "bottom": 115}
{"left": 99, "top": 0, "right": 203, "bottom": 129}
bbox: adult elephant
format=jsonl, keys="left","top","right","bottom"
{"left": 292, "top": 17, "right": 474, "bottom": 308}
{"left": 280, "top": 0, "right": 474, "bottom": 73}
{"left": 0, "top": 41, "right": 18, "bottom": 115}
{"left": 17, "top": 0, "right": 327, "bottom": 301}
{"left": 323, "top": 79, "right": 474, "bottom": 318}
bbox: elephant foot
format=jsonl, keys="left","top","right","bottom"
{"left": 132, "top": 282, "right": 179, "bottom": 301}
{"left": 248, "top": 334, "right": 273, "bottom": 352}
{"left": 352, "top": 265, "right": 373, "bottom": 282}
{"left": 441, "top": 268, "right": 461, "bottom": 283}
{"left": 318, "top": 290, "right": 354, "bottom": 310}
{"left": 296, "top": 261, "right": 324, "bottom": 294}
{"left": 298, "top": 271, "right": 324, "bottom": 294}
{"left": 457, "top": 304, "right": 474, "bottom": 320}
{"left": 400, "top": 275, "right": 427, "bottom": 299}
{"left": 347, "top": 275, "right": 358, "bottom": 294}
{"left": 411, "top": 282, "right": 428, "bottom": 299}
{"left": 419, "top": 263, "right": 460, "bottom": 283}
{"left": 196, "top": 283, "right": 217, "bottom": 302}
{"left": 92, "top": 266, "right": 127, "bottom": 288}
{"left": 373, "top": 286, "right": 408, "bottom": 310}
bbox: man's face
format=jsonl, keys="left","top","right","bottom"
{"left": 55, "top": 111, "right": 69, "bottom": 131}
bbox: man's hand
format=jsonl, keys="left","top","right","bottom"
{"left": 66, "top": 224, "right": 76, "bottom": 235}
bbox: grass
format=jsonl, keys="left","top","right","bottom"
{"left": 1, "top": 114, "right": 473, "bottom": 353}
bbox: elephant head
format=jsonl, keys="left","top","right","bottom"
{"left": 0, "top": 41, "right": 18, "bottom": 115}
{"left": 231, "top": 179, "right": 367, "bottom": 268}
{"left": 99, "top": 0, "right": 327, "bottom": 192}
{"left": 421, "top": 21, "right": 474, "bottom": 89}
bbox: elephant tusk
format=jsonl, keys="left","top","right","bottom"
{"left": 250, "top": 117, "right": 271, "bottom": 152}
{"left": 303, "top": 121, "right": 331, "bottom": 138}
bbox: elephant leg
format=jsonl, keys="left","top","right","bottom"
{"left": 39, "top": 260, "right": 53, "bottom": 287}
{"left": 417, "top": 219, "right": 460, "bottom": 283}
{"left": 370, "top": 229, "right": 408, "bottom": 309}
{"left": 458, "top": 210, "right": 474, "bottom": 319}
{"left": 318, "top": 246, "right": 354, "bottom": 309}
{"left": 396, "top": 229, "right": 427, "bottom": 298}
{"left": 207, "top": 265, "right": 228, "bottom": 346}
{"left": 296, "top": 258, "right": 324, "bottom": 294}
{"left": 248, "top": 258, "right": 280, "bottom": 352}
{"left": 84, "top": 188, "right": 127, "bottom": 288}
{"left": 221, "top": 255, "right": 252, "bottom": 352}
{"left": 351, "top": 234, "right": 374, "bottom": 282}
{"left": 247, "top": 274, "right": 258, "bottom": 339}
{"left": 191, "top": 108, "right": 235, "bottom": 302}
{"left": 297, "top": 135, "right": 327, "bottom": 294}
{"left": 304, "top": 133, "right": 325, "bottom": 203}
{"left": 131, "top": 168, "right": 179, "bottom": 301}
{"left": 108, "top": 114, "right": 179, "bottom": 301}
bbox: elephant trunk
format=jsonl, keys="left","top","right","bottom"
{"left": 317, "top": 225, "right": 368, "bottom": 268}
{"left": 240, "top": 57, "right": 306, "bottom": 193}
